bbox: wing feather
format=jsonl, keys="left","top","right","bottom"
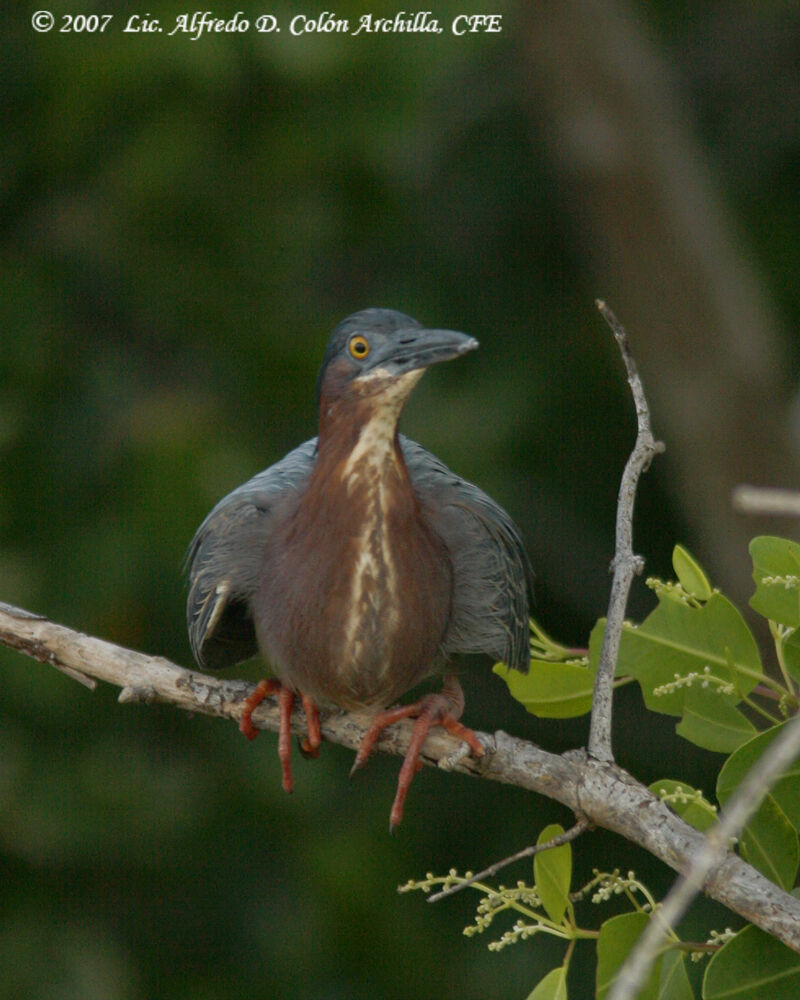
{"left": 185, "top": 439, "right": 317, "bottom": 670}
{"left": 400, "top": 435, "right": 532, "bottom": 674}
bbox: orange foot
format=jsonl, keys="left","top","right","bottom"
{"left": 350, "top": 675, "right": 484, "bottom": 832}
{"left": 239, "top": 680, "right": 322, "bottom": 794}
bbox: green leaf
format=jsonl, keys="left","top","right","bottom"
{"left": 750, "top": 536, "right": 800, "bottom": 627}
{"left": 534, "top": 824, "right": 571, "bottom": 925}
{"left": 525, "top": 964, "right": 568, "bottom": 1000}
{"left": 703, "top": 925, "right": 800, "bottom": 999}
{"left": 494, "top": 659, "right": 596, "bottom": 718}
{"left": 597, "top": 912, "right": 662, "bottom": 1000}
{"left": 594, "top": 586, "right": 762, "bottom": 752}
{"left": 649, "top": 779, "right": 717, "bottom": 833}
{"left": 779, "top": 627, "right": 800, "bottom": 687}
{"left": 530, "top": 619, "right": 581, "bottom": 661}
{"left": 673, "top": 545, "right": 712, "bottom": 600}
{"left": 717, "top": 722, "right": 800, "bottom": 829}
{"left": 717, "top": 723, "right": 800, "bottom": 889}
{"left": 674, "top": 694, "right": 757, "bottom": 754}
{"left": 612, "top": 591, "right": 761, "bottom": 712}
{"left": 658, "top": 951, "right": 694, "bottom": 1000}
{"left": 739, "top": 795, "right": 799, "bottom": 891}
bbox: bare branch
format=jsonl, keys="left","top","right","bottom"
{"left": 0, "top": 603, "right": 98, "bottom": 690}
{"left": 588, "top": 303, "right": 665, "bottom": 761}
{"left": 3, "top": 600, "right": 800, "bottom": 951}
{"left": 732, "top": 484, "right": 800, "bottom": 518}
{"left": 609, "top": 712, "right": 800, "bottom": 1000}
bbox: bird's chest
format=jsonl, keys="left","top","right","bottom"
{"left": 255, "top": 443, "right": 452, "bottom": 709}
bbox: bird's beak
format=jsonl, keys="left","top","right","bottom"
{"left": 370, "top": 328, "right": 479, "bottom": 377}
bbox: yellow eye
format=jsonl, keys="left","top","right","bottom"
{"left": 348, "top": 335, "right": 370, "bottom": 359}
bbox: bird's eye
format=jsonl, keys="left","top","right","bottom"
{"left": 348, "top": 335, "right": 370, "bottom": 359}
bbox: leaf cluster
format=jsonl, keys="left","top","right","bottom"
{"left": 416, "top": 539, "right": 800, "bottom": 998}
{"left": 403, "top": 824, "right": 706, "bottom": 999}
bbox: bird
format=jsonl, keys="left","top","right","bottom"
{"left": 186, "top": 308, "right": 532, "bottom": 830}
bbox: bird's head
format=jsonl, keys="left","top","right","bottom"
{"left": 316, "top": 309, "right": 478, "bottom": 420}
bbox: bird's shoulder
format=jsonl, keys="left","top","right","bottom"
{"left": 196, "top": 437, "right": 318, "bottom": 529}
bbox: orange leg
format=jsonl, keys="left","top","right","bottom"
{"left": 239, "top": 679, "right": 280, "bottom": 740}
{"left": 276, "top": 686, "right": 296, "bottom": 792}
{"left": 299, "top": 692, "right": 322, "bottom": 758}
{"left": 239, "top": 680, "right": 321, "bottom": 794}
{"left": 351, "top": 675, "right": 484, "bottom": 832}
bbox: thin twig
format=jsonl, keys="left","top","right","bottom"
{"left": 588, "top": 302, "right": 665, "bottom": 762}
{"left": 424, "top": 816, "right": 592, "bottom": 903}
{"left": 732, "top": 484, "right": 800, "bottom": 518}
{"left": 608, "top": 712, "right": 800, "bottom": 1000}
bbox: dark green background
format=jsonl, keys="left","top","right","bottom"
{"left": 3, "top": 3, "right": 800, "bottom": 997}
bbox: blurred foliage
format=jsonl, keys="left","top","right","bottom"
{"left": 2, "top": 2, "right": 800, "bottom": 998}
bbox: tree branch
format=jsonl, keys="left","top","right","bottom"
{"left": 2, "top": 599, "right": 800, "bottom": 952}
{"left": 588, "top": 302, "right": 664, "bottom": 761}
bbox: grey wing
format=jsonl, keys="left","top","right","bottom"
{"left": 185, "top": 438, "right": 318, "bottom": 671}
{"left": 401, "top": 435, "right": 533, "bottom": 674}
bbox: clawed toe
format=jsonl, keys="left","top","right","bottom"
{"left": 239, "top": 681, "right": 322, "bottom": 793}
{"left": 239, "top": 678, "right": 281, "bottom": 740}
{"left": 351, "top": 676, "right": 481, "bottom": 831}
{"left": 241, "top": 674, "right": 478, "bottom": 830}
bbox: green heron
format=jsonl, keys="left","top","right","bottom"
{"left": 186, "top": 308, "right": 532, "bottom": 829}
